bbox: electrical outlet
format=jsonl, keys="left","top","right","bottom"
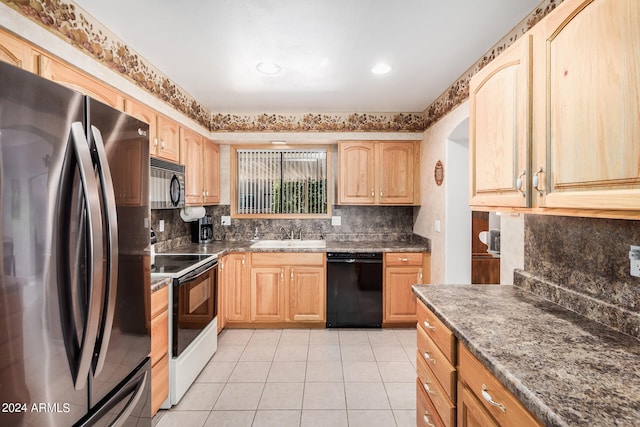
{"left": 331, "top": 216, "right": 341, "bottom": 226}
{"left": 158, "top": 219, "right": 165, "bottom": 232}
{"left": 630, "top": 246, "right": 640, "bottom": 278}
{"left": 221, "top": 216, "right": 231, "bottom": 226}
{"left": 434, "top": 219, "right": 441, "bottom": 233}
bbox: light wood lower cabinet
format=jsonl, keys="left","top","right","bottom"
{"left": 224, "top": 252, "right": 325, "bottom": 326}
{"left": 384, "top": 252, "right": 430, "bottom": 325}
{"left": 150, "top": 286, "right": 169, "bottom": 416}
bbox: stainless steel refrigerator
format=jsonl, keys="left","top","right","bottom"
{"left": 0, "top": 61, "right": 151, "bottom": 426}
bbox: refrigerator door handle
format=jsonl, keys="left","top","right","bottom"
{"left": 110, "top": 369, "right": 147, "bottom": 427}
{"left": 89, "top": 125, "right": 119, "bottom": 377}
{"left": 68, "top": 122, "right": 105, "bottom": 390}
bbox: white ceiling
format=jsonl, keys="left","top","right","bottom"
{"left": 73, "top": 0, "right": 541, "bottom": 114}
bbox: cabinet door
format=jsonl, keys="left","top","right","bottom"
{"left": 181, "top": 128, "right": 204, "bottom": 205}
{"left": 250, "top": 267, "right": 285, "bottom": 322}
{"left": 534, "top": 0, "right": 640, "bottom": 212}
{"left": 202, "top": 140, "right": 220, "bottom": 205}
{"left": 156, "top": 115, "right": 180, "bottom": 163}
{"left": 338, "top": 141, "right": 376, "bottom": 204}
{"left": 125, "top": 99, "right": 158, "bottom": 157}
{"left": 226, "top": 254, "right": 249, "bottom": 322}
{"left": 39, "top": 56, "right": 123, "bottom": 110}
{"left": 384, "top": 266, "right": 423, "bottom": 323}
{"left": 379, "top": 142, "right": 417, "bottom": 204}
{"left": 469, "top": 35, "right": 532, "bottom": 208}
{"left": 457, "top": 383, "right": 498, "bottom": 427}
{"left": 217, "top": 255, "right": 227, "bottom": 332}
{"left": 0, "top": 30, "right": 35, "bottom": 71}
{"left": 289, "top": 266, "right": 325, "bottom": 322}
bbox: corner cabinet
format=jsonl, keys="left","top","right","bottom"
{"left": 338, "top": 141, "right": 420, "bottom": 205}
{"left": 469, "top": 0, "right": 640, "bottom": 219}
{"left": 469, "top": 34, "right": 532, "bottom": 209}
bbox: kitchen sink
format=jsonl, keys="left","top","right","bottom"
{"left": 250, "top": 239, "right": 327, "bottom": 249}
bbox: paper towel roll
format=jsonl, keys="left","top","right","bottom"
{"left": 180, "top": 206, "right": 206, "bottom": 222}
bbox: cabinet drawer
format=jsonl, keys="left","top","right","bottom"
{"left": 251, "top": 252, "right": 323, "bottom": 266}
{"left": 151, "top": 354, "right": 169, "bottom": 416}
{"left": 417, "top": 325, "right": 456, "bottom": 399}
{"left": 150, "top": 308, "right": 168, "bottom": 365}
{"left": 417, "top": 379, "right": 445, "bottom": 427}
{"left": 417, "top": 350, "right": 455, "bottom": 426}
{"left": 385, "top": 252, "right": 423, "bottom": 266}
{"left": 151, "top": 286, "right": 168, "bottom": 319}
{"left": 458, "top": 344, "right": 541, "bottom": 427}
{"left": 417, "top": 300, "right": 455, "bottom": 363}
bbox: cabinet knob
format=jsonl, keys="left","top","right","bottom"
{"left": 281, "top": 268, "right": 284, "bottom": 282}
{"left": 533, "top": 166, "right": 544, "bottom": 196}
{"left": 380, "top": 190, "right": 383, "bottom": 197}
{"left": 423, "top": 351, "right": 436, "bottom": 364}
{"left": 423, "top": 383, "right": 436, "bottom": 396}
{"left": 371, "top": 189, "right": 374, "bottom": 198}
{"left": 516, "top": 169, "right": 526, "bottom": 197}
{"left": 153, "top": 138, "right": 158, "bottom": 148}
{"left": 290, "top": 268, "right": 294, "bottom": 280}
{"left": 481, "top": 384, "right": 507, "bottom": 413}
{"left": 160, "top": 139, "right": 166, "bottom": 149}
{"left": 423, "top": 320, "right": 436, "bottom": 331}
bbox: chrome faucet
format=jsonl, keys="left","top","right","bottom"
{"left": 279, "top": 226, "right": 294, "bottom": 240}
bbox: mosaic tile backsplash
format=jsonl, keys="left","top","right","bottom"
{"left": 151, "top": 205, "right": 418, "bottom": 250}
{"left": 514, "top": 215, "right": 640, "bottom": 339}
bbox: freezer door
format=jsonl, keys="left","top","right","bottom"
{"left": 76, "top": 358, "right": 151, "bottom": 427}
{"left": 86, "top": 98, "right": 151, "bottom": 407}
{"left": 0, "top": 62, "right": 92, "bottom": 426}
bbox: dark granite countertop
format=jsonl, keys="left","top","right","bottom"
{"left": 157, "top": 239, "right": 430, "bottom": 256}
{"left": 412, "top": 284, "right": 640, "bottom": 427}
{"left": 151, "top": 277, "right": 171, "bottom": 293}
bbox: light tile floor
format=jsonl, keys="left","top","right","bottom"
{"left": 153, "top": 328, "right": 417, "bottom": 427}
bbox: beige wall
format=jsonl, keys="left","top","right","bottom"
{"left": 414, "top": 101, "right": 469, "bottom": 283}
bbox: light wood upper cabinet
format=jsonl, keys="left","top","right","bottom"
{"left": 39, "top": 55, "right": 124, "bottom": 110}
{"left": 181, "top": 132, "right": 220, "bottom": 206}
{"left": 384, "top": 252, "right": 430, "bottom": 325}
{"left": 181, "top": 127, "right": 205, "bottom": 205}
{"left": 469, "top": 34, "right": 532, "bottom": 209}
{"left": 339, "top": 142, "right": 377, "bottom": 204}
{"left": 338, "top": 140, "right": 420, "bottom": 206}
{"left": 532, "top": 0, "right": 640, "bottom": 213}
{"left": 202, "top": 140, "right": 220, "bottom": 205}
{"left": 156, "top": 114, "right": 180, "bottom": 163}
{"left": 125, "top": 98, "right": 159, "bottom": 158}
{"left": 0, "top": 30, "right": 35, "bottom": 72}
{"left": 470, "top": 0, "right": 640, "bottom": 218}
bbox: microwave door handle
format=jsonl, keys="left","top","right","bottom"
{"left": 89, "top": 125, "right": 119, "bottom": 377}
{"left": 69, "top": 122, "right": 105, "bottom": 390}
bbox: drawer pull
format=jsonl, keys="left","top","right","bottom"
{"left": 423, "top": 413, "right": 435, "bottom": 427}
{"left": 423, "top": 320, "right": 436, "bottom": 331}
{"left": 423, "top": 383, "right": 436, "bottom": 396}
{"left": 481, "top": 384, "right": 507, "bottom": 413}
{"left": 399, "top": 257, "right": 409, "bottom": 262}
{"left": 423, "top": 352, "right": 436, "bottom": 365}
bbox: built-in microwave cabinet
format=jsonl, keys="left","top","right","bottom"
{"left": 469, "top": 0, "right": 640, "bottom": 219}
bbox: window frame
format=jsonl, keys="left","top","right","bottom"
{"left": 230, "top": 145, "right": 333, "bottom": 219}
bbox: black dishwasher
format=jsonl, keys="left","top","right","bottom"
{"left": 326, "top": 252, "right": 383, "bottom": 328}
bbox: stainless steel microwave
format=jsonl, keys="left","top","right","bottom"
{"left": 150, "top": 158, "right": 185, "bottom": 209}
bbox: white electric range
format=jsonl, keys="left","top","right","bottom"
{"left": 151, "top": 253, "right": 218, "bottom": 407}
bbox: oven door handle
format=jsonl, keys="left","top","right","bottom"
{"left": 179, "top": 264, "right": 215, "bottom": 284}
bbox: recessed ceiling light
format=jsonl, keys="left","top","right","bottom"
{"left": 371, "top": 62, "right": 391, "bottom": 74}
{"left": 256, "top": 61, "right": 281, "bottom": 75}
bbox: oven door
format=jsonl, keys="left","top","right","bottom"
{"left": 173, "top": 262, "right": 217, "bottom": 357}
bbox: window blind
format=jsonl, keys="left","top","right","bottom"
{"left": 237, "top": 149, "right": 327, "bottom": 215}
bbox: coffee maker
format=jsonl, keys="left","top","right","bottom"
{"left": 191, "top": 215, "right": 214, "bottom": 243}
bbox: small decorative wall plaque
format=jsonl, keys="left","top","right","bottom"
{"left": 434, "top": 160, "right": 444, "bottom": 186}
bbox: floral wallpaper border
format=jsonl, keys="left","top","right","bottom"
{"left": 422, "top": 0, "right": 563, "bottom": 129}
{"left": 3, "top": 0, "right": 561, "bottom": 133}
